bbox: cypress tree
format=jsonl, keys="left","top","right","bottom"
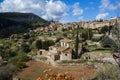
{"left": 75, "top": 25, "right": 79, "bottom": 58}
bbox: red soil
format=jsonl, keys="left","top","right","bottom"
{"left": 18, "top": 60, "right": 95, "bottom": 80}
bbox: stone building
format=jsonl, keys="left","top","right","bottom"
{"left": 37, "top": 38, "right": 74, "bottom": 61}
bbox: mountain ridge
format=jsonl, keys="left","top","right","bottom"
{"left": 0, "top": 12, "right": 49, "bottom": 38}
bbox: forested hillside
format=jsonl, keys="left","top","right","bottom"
{"left": 0, "top": 12, "right": 49, "bottom": 38}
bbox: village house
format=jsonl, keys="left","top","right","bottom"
{"left": 59, "top": 39, "right": 73, "bottom": 48}
{"left": 82, "top": 20, "right": 110, "bottom": 29}
{"left": 48, "top": 38, "right": 74, "bottom": 61}
{"left": 49, "top": 46, "right": 73, "bottom": 61}
{"left": 37, "top": 49, "right": 49, "bottom": 57}
{"left": 37, "top": 38, "right": 74, "bottom": 61}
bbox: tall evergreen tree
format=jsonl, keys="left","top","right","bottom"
{"left": 75, "top": 25, "right": 79, "bottom": 58}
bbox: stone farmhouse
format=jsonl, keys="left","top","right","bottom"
{"left": 37, "top": 38, "right": 74, "bottom": 61}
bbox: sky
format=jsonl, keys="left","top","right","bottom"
{"left": 0, "top": 0, "right": 120, "bottom": 23}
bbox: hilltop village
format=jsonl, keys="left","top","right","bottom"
{"left": 27, "top": 18, "right": 118, "bottom": 64}
{"left": 0, "top": 17, "right": 120, "bottom": 80}
{"left": 34, "top": 18, "right": 116, "bottom": 32}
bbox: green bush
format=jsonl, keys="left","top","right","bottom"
{"left": 91, "top": 64, "right": 118, "bottom": 80}
{"left": 42, "top": 40, "right": 55, "bottom": 50}
{"left": 111, "top": 42, "right": 120, "bottom": 53}
{"left": 9, "top": 53, "right": 30, "bottom": 63}
{"left": 0, "top": 65, "right": 16, "bottom": 80}
{"left": 38, "top": 57, "right": 47, "bottom": 61}
{"left": 85, "top": 45, "right": 97, "bottom": 52}
{"left": 100, "top": 36, "right": 114, "bottom": 48}
{"left": 35, "top": 40, "right": 42, "bottom": 49}
{"left": 91, "top": 58, "right": 102, "bottom": 63}
{"left": 30, "top": 45, "right": 36, "bottom": 50}
{"left": 81, "top": 29, "right": 93, "bottom": 40}
{"left": 75, "top": 59, "right": 88, "bottom": 63}
{"left": 99, "top": 25, "right": 109, "bottom": 34}
{"left": 17, "top": 53, "right": 30, "bottom": 62}
{"left": 91, "top": 37, "right": 101, "bottom": 42}
{"left": 15, "top": 62, "right": 27, "bottom": 69}
{"left": 0, "top": 45, "right": 17, "bottom": 60}
{"left": 20, "top": 43, "right": 30, "bottom": 53}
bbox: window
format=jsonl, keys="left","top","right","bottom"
{"left": 65, "top": 43, "right": 67, "bottom": 47}
{"left": 61, "top": 42, "right": 64, "bottom": 46}
{"left": 40, "top": 51, "right": 42, "bottom": 55}
{"left": 64, "top": 43, "right": 66, "bottom": 46}
{"left": 65, "top": 54, "right": 67, "bottom": 56}
{"left": 50, "top": 48, "right": 52, "bottom": 50}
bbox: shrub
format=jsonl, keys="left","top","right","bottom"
{"left": 75, "top": 59, "right": 88, "bottom": 63}
{"left": 0, "top": 65, "right": 16, "bottom": 80}
{"left": 20, "top": 43, "right": 30, "bottom": 53}
{"left": 0, "top": 46, "right": 17, "bottom": 60}
{"left": 9, "top": 53, "right": 30, "bottom": 63}
{"left": 28, "top": 37, "right": 35, "bottom": 44}
{"left": 99, "top": 25, "right": 109, "bottom": 34}
{"left": 91, "top": 58, "right": 102, "bottom": 63}
{"left": 91, "top": 64, "right": 118, "bottom": 80}
{"left": 111, "top": 42, "right": 120, "bottom": 53}
{"left": 35, "top": 40, "right": 42, "bottom": 49}
{"left": 84, "top": 45, "right": 97, "bottom": 52}
{"left": 91, "top": 37, "right": 101, "bottom": 42}
{"left": 100, "top": 36, "right": 114, "bottom": 48}
{"left": 30, "top": 45, "right": 36, "bottom": 50}
{"left": 38, "top": 57, "right": 47, "bottom": 61}
{"left": 81, "top": 29, "right": 93, "bottom": 40}
{"left": 15, "top": 62, "right": 27, "bottom": 70}
{"left": 16, "top": 53, "right": 30, "bottom": 62}
{"left": 42, "top": 40, "right": 55, "bottom": 50}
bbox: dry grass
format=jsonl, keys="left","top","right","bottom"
{"left": 18, "top": 60, "right": 95, "bottom": 80}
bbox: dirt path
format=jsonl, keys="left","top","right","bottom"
{"left": 18, "top": 60, "right": 95, "bottom": 80}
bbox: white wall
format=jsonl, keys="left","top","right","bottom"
{"left": 60, "top": 53, "right": 72, "bottom": 60}
{"left": 49, "top": 47, "right": 57, "bottom": 53}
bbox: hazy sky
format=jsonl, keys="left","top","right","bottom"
{"left": 0, "top": 0, "right": 119, "bottom": 23}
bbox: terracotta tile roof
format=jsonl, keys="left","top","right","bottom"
{"left": 57, "top": 47, "right": 68, "bottom": 52}
{"left": 50, "top": 53, "right": 59, "bottom": 56}
{"left": 60, "top": 39, "right": 73, "bottom": 43}
{"left": 62, "top": 48, "right": 72, "bottom": 53}
{"left": 49, "top": 46, "right": 72, "bottom": 54}
{"left": 49, "top": 46, "right": 67, "bottom": 52}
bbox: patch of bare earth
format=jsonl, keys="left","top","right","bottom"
{"left": 18, "top": 60, "right": 95, "bottom": 80}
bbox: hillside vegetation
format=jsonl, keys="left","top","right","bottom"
{"left": 0, "top": 12, "right": 49, "bottom": 38}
